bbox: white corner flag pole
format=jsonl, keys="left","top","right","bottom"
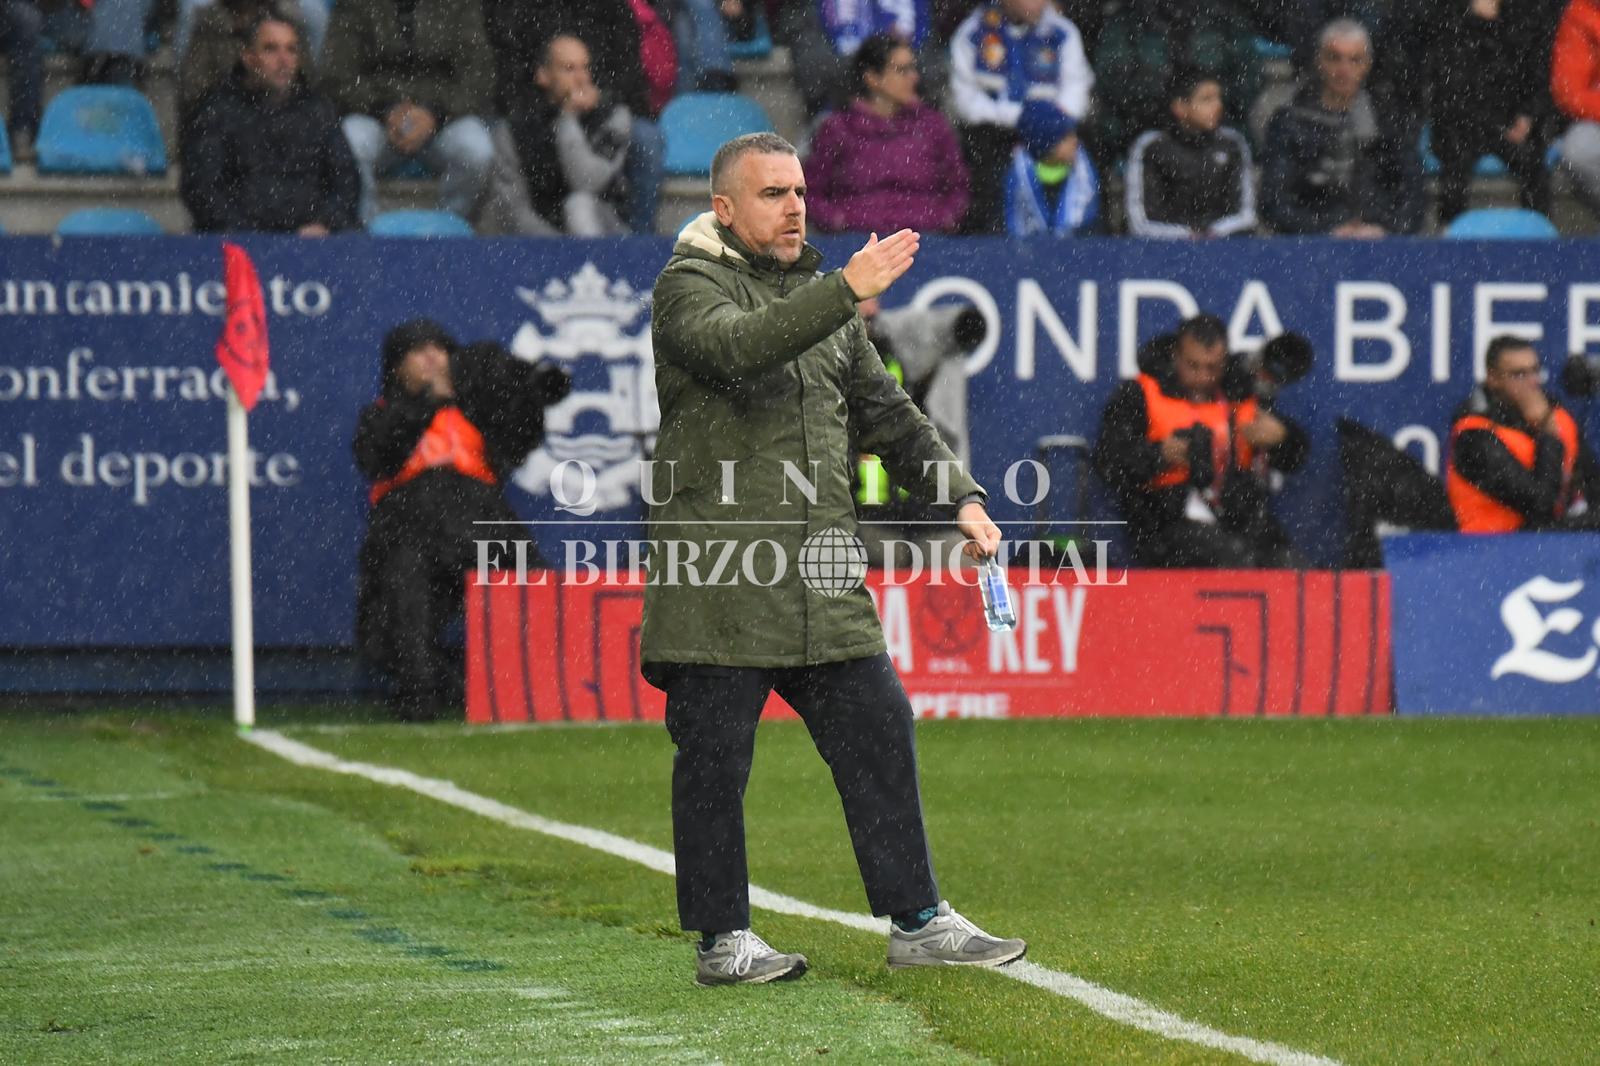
{"left": 227, "top": 388, "right": 256, "bottom": 731}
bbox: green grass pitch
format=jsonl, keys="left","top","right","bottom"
{"left": 3, "top": 709, "right": 1598, "bottom": 1064}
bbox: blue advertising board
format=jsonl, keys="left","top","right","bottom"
{"left": 3, "top": 234, "right": 1600, "bottom": 650}
{"left": 1387, "top": 533, "right": 1600, "bottom": 715}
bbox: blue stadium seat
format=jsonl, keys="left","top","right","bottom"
{"left": 1444, "top": 208, "right": 1559, "bottom": 240}
{"left": 1252, "top": 35, "right": 1292, "bottom": 60}
{"left": 55, "top": 208, "right": 165, "bottom": 236}
{"left": 1419, "top": 125, "right": 1508, "bottom": 178}
{"left": 727, "top": 12, "right": 773, "bottom": 60}
{"left": 0, "top": 121, "right": 11, "bottom": 175}
{"left": 36, "top": 86, "right": 167, "bottom": 176}
{"left": 368, "top": 209, "right": 475, "bottom": 237}
{"left": 660, "top": 93, "right": 773, "bottom": 176}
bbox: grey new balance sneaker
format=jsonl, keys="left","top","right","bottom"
{"left": 695, "top": 930, "right": 809, "bottom": 986}
{"left": 887, "top": 901, "right": 1027, "bottom": 969}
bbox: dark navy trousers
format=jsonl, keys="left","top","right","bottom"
{"left": 652, "top": 654, "right": 939, "bottom": 935}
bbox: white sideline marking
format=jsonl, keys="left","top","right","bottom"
{"left": 244, "top": 729, "right": 1341, "bottom": 1066}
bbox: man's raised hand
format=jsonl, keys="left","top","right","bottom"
{"left": 841, "top": 229, "right": 920, "bottom": 300}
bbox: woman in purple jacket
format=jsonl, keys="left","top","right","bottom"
{"left": 805, "top": 32, "right": 970, "bottom": 234}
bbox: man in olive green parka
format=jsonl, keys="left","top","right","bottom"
{"left": 645, "top": 132, "right": 1027, "bottom": 986}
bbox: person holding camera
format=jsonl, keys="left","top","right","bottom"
{"left": 1446, "top": 337, "right": 1600, "bottom": 533}
{"left": 854, "top": 296, "right": 988, "bottom": 568}
{"left": 353, "top": 319, "right": 572, "bottom": 720}
{"left": 1092, "top": 314, "right": 1309, "bottom": 567}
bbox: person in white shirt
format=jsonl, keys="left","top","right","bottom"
{"left": 948, "top": 0, "right": 1094, "bottom": 232}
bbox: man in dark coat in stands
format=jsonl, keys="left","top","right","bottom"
{"left": 180, "top": 11, "right": 360, "bottom": 233}
{"left": 1259, "top": 18, "right": 1423, "bottom": 236}
{"left": 353, "top": 319, "right": 571, "bottom": 720}
{"left": 322, "top": 0, "right": 497, "bottom": 225}
{"left": 1418, "top": 0, "right": 1562, "bottom": 224}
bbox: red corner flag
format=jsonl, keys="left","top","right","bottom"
{"left": 216, "top": 242, "right": 270, "bottom": 411}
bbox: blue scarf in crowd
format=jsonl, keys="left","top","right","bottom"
{"left": 1004, "top": 147, "right": 1099, "bottom": 237}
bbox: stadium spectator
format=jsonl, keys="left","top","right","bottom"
{"left": 353, "top": 320, "right": 571, "bottom": 721}
{"left": 1259, "top": 19, "right": 1423, "bottom": 237}
{"left": 1003, "top": 99, "right": 1098, "bottom": 237}
{"left": 2, "top": 1, "right": 41, "bottom": 158}
{"left": 629, "top": 0, "right": 680, "bottom": 117}
{"left": 486, "top": 0, "right": 645, "bottom": 113}
{"left": 178, "top": 0, "right": 316, "bottom": 125}
{"left": 669, "top": 0, "right": 738, "bottom": 92}
{"left": 1446, "top": 337, "right": 1600, "bottom": 533}
{"left": 1552, "top": 0, "right": 1600, "bottom": 223}
{"left": 647, "top": 131, "right": 1025, "bottom": 985}
{"left": 804, "top": 33, "right": 969, "bottom": 234}
{"left": 482, "top": 33, "right": 633, "bottom": 236}
{"left": 929, "top": 0, "right": 1104, "bottom": 54}
{"left": 1090, "top": 0, "right": 1260, "bottom": 166}
{"left": 75, "top": 0, "right": 157, "bottom": 84}
{"left": 180, "top": 12, "right": 359, "bottom": 233}
{"left": 323, "top": 0, "right": 496, "bottom": 227}
{"left": 1276, "top": 3, "right": 1393, "bottom": 64}
{"left": 1092, "top": 315, "right": 1309, "bottom": 567}
{"left": 1421, "top": 0, "right": 1559, "bottom": 225}
{"left": 1126, "top": 68, "right": 1256, "bottom": 239}
{"left": 773, "top": 0, "right": 941, "bottom": 119}
{"left": 1268, "top": 1, "right": 1425, "bottom": 111}
{"left": 482, "top": 0, "right": 665, "bottom": 233}
{"left": 948, "top": 0, "right": 1093, "bottom": 234}
{"left": 176, "top": 0, "right": 328, "bottom": 63}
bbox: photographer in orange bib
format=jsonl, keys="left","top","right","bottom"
{"left": 1446, "top": 336, "right": 1600, "bottom": 533}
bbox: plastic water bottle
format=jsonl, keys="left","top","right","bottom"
{"left": 978, "top": 557, "right": 1016, "bottom": 632}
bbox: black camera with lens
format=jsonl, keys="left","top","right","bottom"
{"left": 1135, "top": 330, "right": 1314, "bottom": 408}
{"left": 1177, "top": 424, "right": 1216, "bottom": 489}
{"left": 868, "top": 305, "right": 989, "bottom": 385}
{"left": 1220, "top": 333, "right": 1314, "bottom": 405}
{"left": 1561, "top": 353, "right": 1600, "bottom": 398}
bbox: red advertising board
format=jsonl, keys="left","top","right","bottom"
{"left": 466, "top": 570, "right": 1391, "bottom": 723}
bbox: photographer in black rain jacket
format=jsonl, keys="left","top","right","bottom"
{"left": 1093, "top": 314, "right": 1309, "bottom": 567}
{"left": 353, "top": 319, "right": 571, "bottom": 719}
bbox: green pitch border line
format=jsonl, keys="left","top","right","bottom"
{"left": 241, "top": 731, "right": 1345, "bottom": 1066}
{"left": 3, "top": 758, "right": 737, "bottom": 1065}
{"left": 0, "top": 762, "right": 506, "bottom": 974}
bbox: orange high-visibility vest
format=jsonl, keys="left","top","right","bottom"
{"left": 1137, "top": 373, "right": 1259, "bottom": 489}
{"left": 1446, "top": 407, "right": 1581, "bottom": 533}
{"left": 369, "top": 406, "right": 496, "bottom": 505}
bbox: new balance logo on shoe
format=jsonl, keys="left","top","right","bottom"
{"left": 887, "top": 901, "right": 1027, "bottom": 969}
